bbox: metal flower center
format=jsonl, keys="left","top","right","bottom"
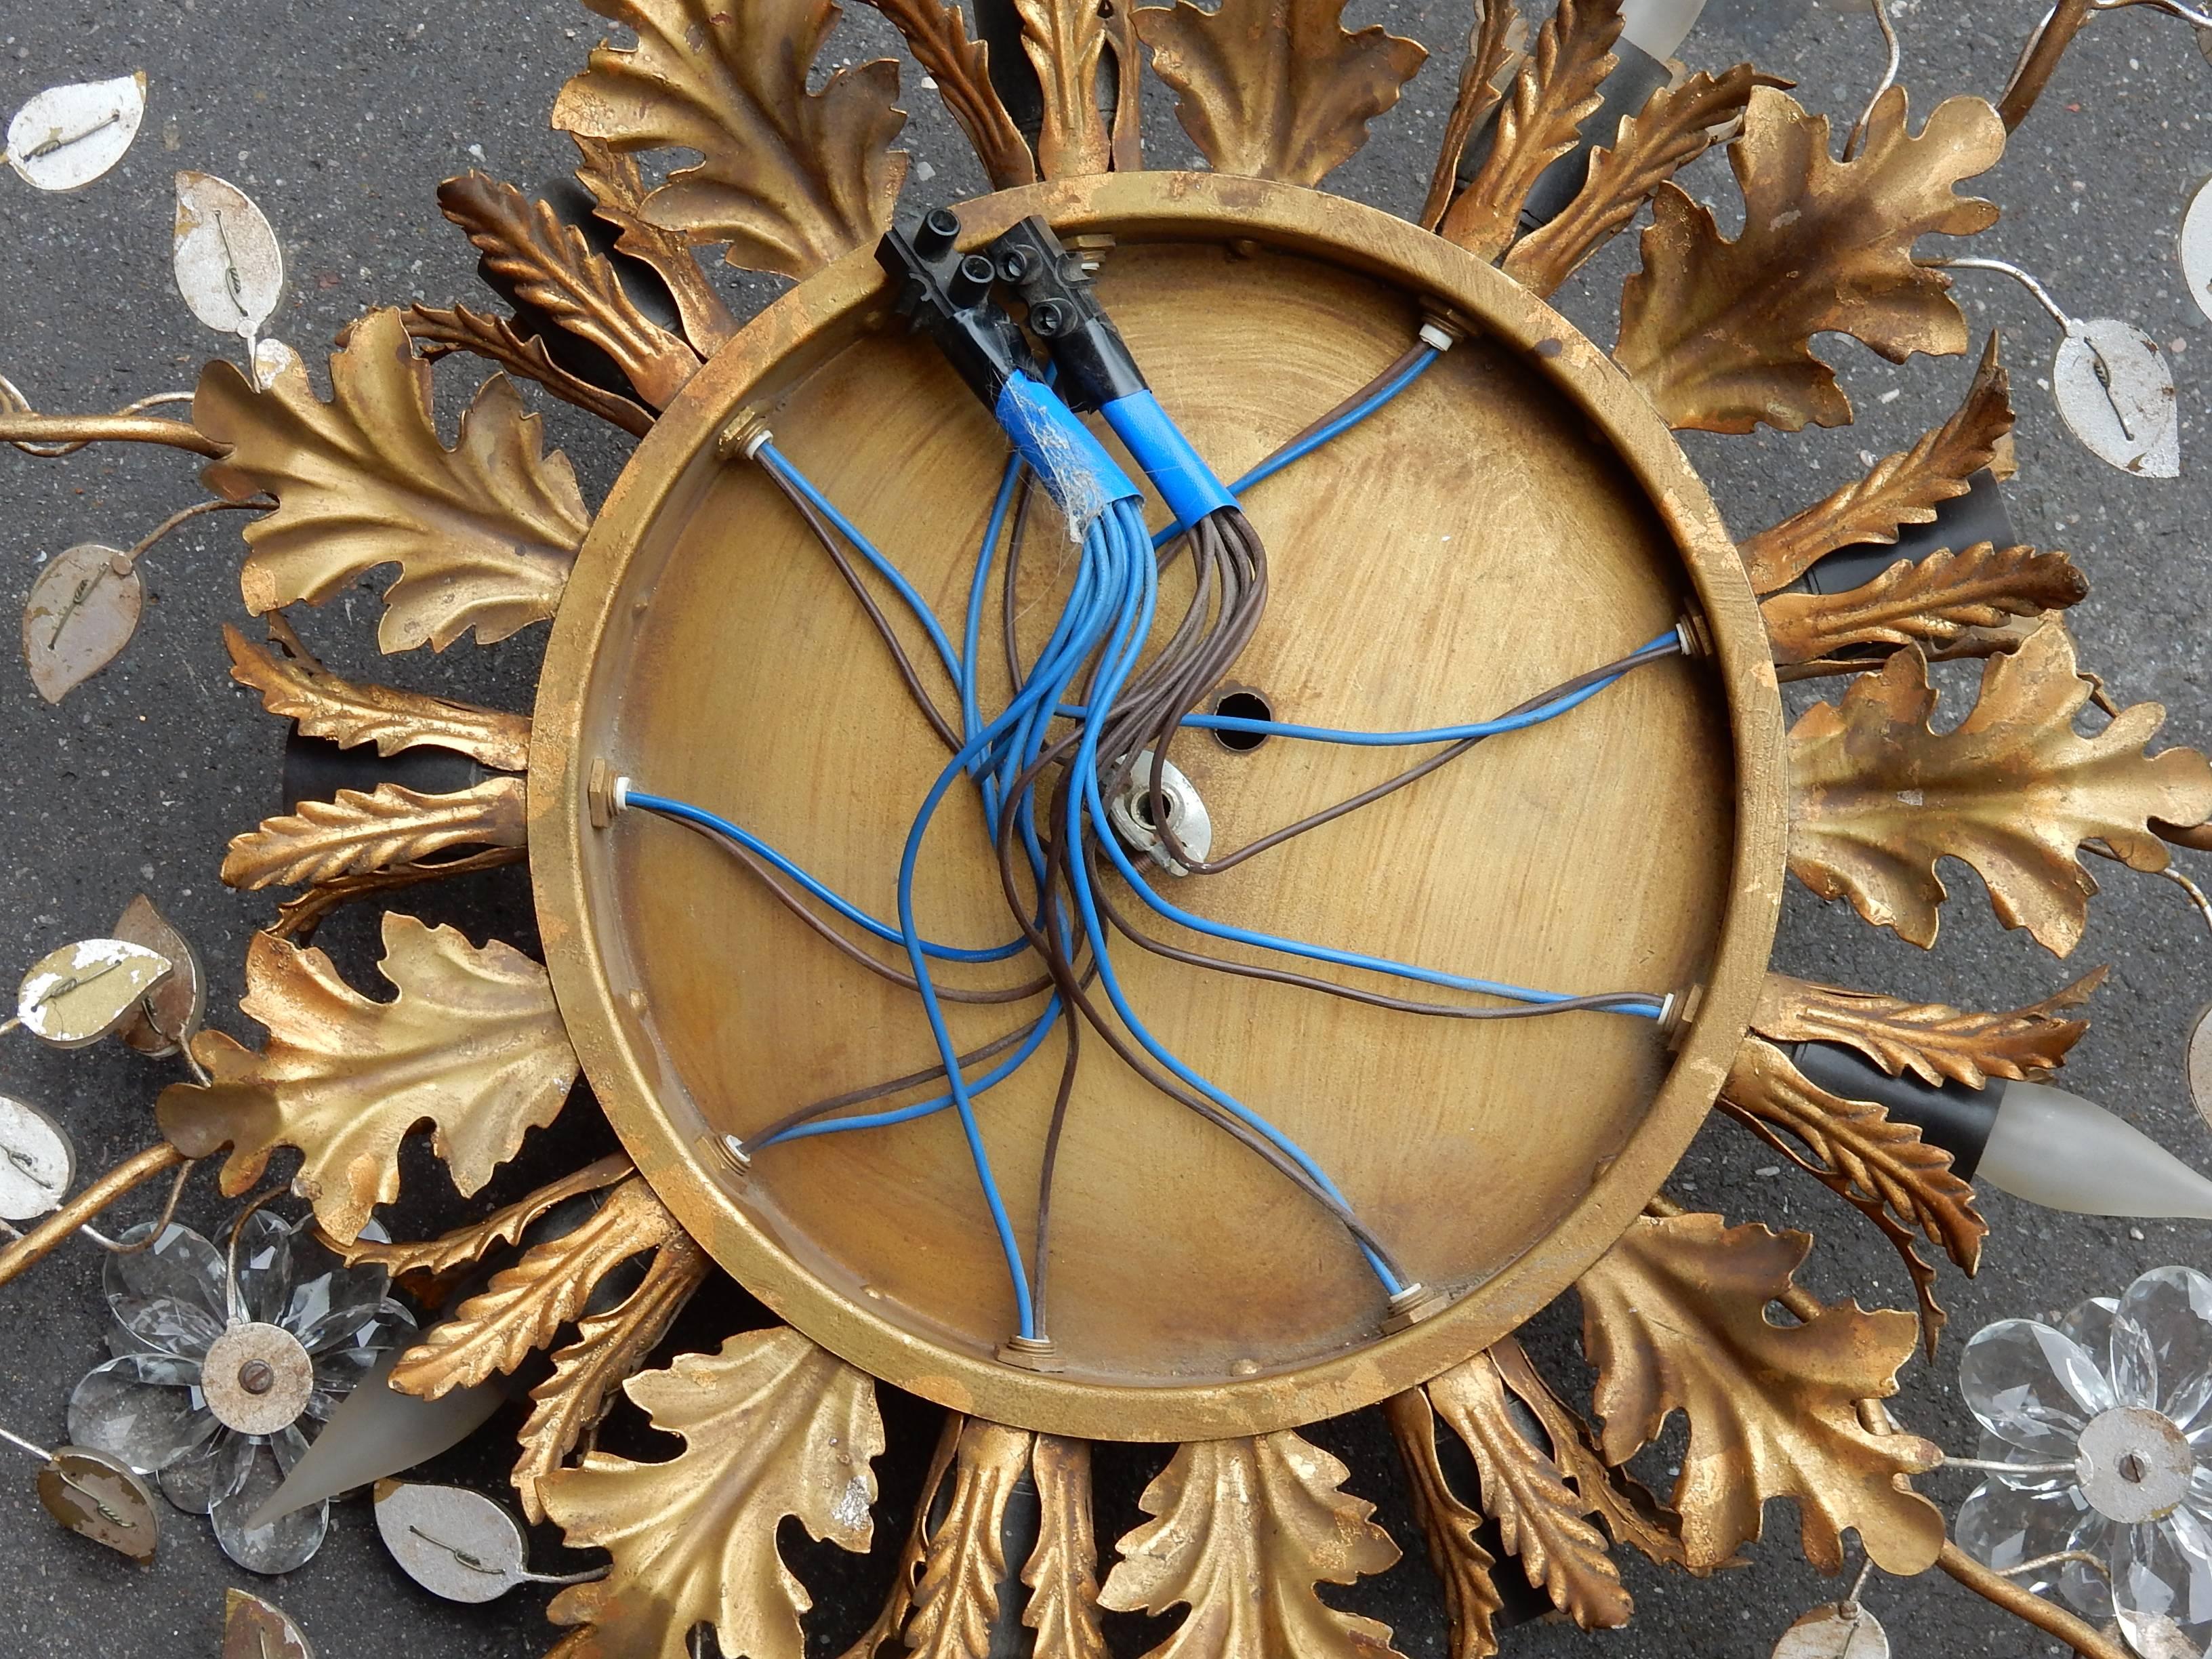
{"left": 201, "top": 1322, "right": 313, "bottom": 1437}
{"left": 2077, "top": 1406, "right": 2195, "bottom": 1524}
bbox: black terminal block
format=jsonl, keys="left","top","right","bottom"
{"left": 985, "top": 217, "right": 1148, "bottom": 413}
{"left": 876, "top": 207, "right": 1036, "bottom": 410}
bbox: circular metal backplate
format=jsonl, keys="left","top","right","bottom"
{"left": 2077, "top": 1405, "right": 2194, "bottom": 1523}
{"left": 532, "top": 173, "right": 1786, "bottom": 1441}
{"left": 201, "top": 1321, "right": 314, "bottom": 1436}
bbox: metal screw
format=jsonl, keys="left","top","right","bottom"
{"left": 239, "top": 1359, "right": 275, "bottom": 1396}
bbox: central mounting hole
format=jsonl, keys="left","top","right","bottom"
{"left": 1212, "top": 689, "right": 1273, "bottom": 752}
{"left": 239, "top": 1359, "right": 276, "bottom": 1397}
{"left": 2120, "top": 1452, "right": 2148, "bottom": 1483}
{"left": 1128, "top": 788, "right": 1181, "bottom": 829}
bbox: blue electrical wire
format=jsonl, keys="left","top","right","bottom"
{"left": 1151, "top": 345, "right": 1442, "bottom": 548}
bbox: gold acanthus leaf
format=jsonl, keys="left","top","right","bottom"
{"left": 1720, "top": 1033, "right": 1986, "bottom": 1355}
{"left": 1614, "top": 85, "right": 2005, "bottom": 434}
{"left": 541, "top": 1327, "right": 883, "bottom": 1659}
{"left": 1026, "top": 1435, "right": 1110, "bottom": 1659}
{"left": 223, "top": 620, "right": 532, "bottom": 771}
{"left": 1761, "top": 541, "right": 2088, "bottom": 668}
{"left": 514, "top": 1231, "right": 712, "bottom": 1521}
{"left": 1577, "top": 1212, "right": 1944, "bottom": 1575}
{"left": 552, "top": 0, "right": 909, "bottom": 282}
{"left": 1437, "top": 0, "right": 1622, "bottom": 260}
{"left": 434, "top": 171, "right": 703, "bottom": 410}
{"left": 1381, "top": 1391, "right": 1504, "bottom": 1659}
{"left": 1425, "top": 1350, "right": 1633, "bottom": 1630}
{"left": 220, "top": 777, "right": 528, "bottom": 890}
{"left": 1018, "top": 0, "right": 1141, "bottom": 177}
{"left": 195, "top": 308, "right": 589, "bottom": 652}
{"left": 1740, "top": 332, "right": 2013, "bottom": 593}
{"left": 841, "top": 1417, "right": 962, "bottom": 1659}
{"left": 327, "top": 1153, "right": 634, "bottom": 1295}
{"left": 388, "top": 1174, "right": 684, "bottom": 1398}
{"left": 907, "top": 1419, "right": 1037, "bottom": 1659}
{"left": 1135, "top": 0, "right": 1426, "bottom": 189}
{"left": 1750, "top": 968, "right": 2101, "bottom": 1090}
{"left": 156, "top": 913, "right": 578, "bottom": 1244}
{"left": 1788, "top": 621, "right": 2212, "bottom": 954}
{"left": 863, "top": 0, "right": 1037, "bottom": 188}
{"left": 266, "top": 846, "right": 528, "bottom": 948}
{"left": 1502, "top": 62, "right": 1782, "bottom": 297}
{"left": 1419, "top": 0, "right": 1522, "bottom": 232}
{"left": 403, "top": 302, "right": 657, "bottom": 438}
{"left": 569, "top": 136, "right": 739, "bottom": 356}
{"left": 1098, "top": 1431, "right": 1405, "bottom": 1659}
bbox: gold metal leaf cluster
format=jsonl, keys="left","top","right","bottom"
{"left": 155, "top": 912, "right": 577, "bottom": 1242}
{"left": 1616, "top": 85, "right": 2005, "bottom": 433}
{"left": 1788, "top": 620, "right": 2212, "bottom": 954}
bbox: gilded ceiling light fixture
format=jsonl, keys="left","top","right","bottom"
{"left": 9, "top": 1, "right": 2212, "bottom": 1656}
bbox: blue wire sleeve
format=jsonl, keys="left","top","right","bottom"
{"left": 622, "top": 791, "right": 1035, "bottom": 964}
{"left": 754, "top": 439, "right": 966, "bottom": 685}
{"left": 994, "top": 371, "right": 1141, "bottom": 531}
{"left": 1151, "top": 344, "right": 1443, "bottom": 547}
{"left": 1101, "top": 389, "right": 1236, "bottom": 530}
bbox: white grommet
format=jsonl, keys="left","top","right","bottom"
{"left": 741, "top": 426, "right": 773, "bottom": 461}
{"left": 1418, "top": 321, "right": 1456, "bottom": 353}
{"left": 613, "top": 775, "right": 632, "bottom": 812}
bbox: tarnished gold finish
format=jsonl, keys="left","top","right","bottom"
{"left": 1426, "top": 1347, "right": 1633, "bottom": 1628}
{"left": 1936, "top": 1540, "right": 2134, "bottom": 1659}
{"left": 1135, "top": 0, "right": 1427, "bottom": 188}
{"left": 224, "top": 620, "right": 532, "bottom": 771}
{"left": 552, "top": 0, "right": 909, "bottom": 282}
{"left": 266, "top": 845, "right": 529, "bottom": 946}
{"left": 1788, "top": 621, "right": 2212, "bottom": 955}
{"left": 1996, "top": 0, "right": 2097, "bottom": 131}
{"left": 1383, "top": 1389, "right": 1504, "bottom": 1659}
{"left": 906, "top": 1419, "right": 1036, "bottom": 1658}
{"left": 1098, "top": 1431, "right": 1404, "bottom": 1659}
{"left": 222, "top": 1589, "right": 314, "bottom": 1659}
{"left": 390, "top": 1174, "right": 688, "bottom": 1397}
{"left": 156, "top": 914, "right": 577, "bottom": 1242}
{"left": 514, "top": 1233, "right": 710, "bottom": 1519}
{"left": 1761, "top": 541, "right": 2086, "bottom": 670}
{"left": 0, "top": 1141, "right": 186, "bottom": 1292}
{"left": 220, "top": 777, "right": 528, "bottom": 890}
{"left": 1740, "top": 333, "right": 2013, "bottom": 594}
{"left": 844, "top": 1417, "right": 962, "bottom": 1659}
{"left": 329, "top": 1153, "right": 634, "bottom": 1296}
{"left": 569, "top": 136, "right": 741, "bottom": 356}
{"left": 540, "top": 1327, "right": 883, "bottom": 1659}
{"left": 1439, "top": 0, "right": 1620, "bottom": 260}
{"left": 1419, "top": 0, "right": 1522, "bottom": 231}
{"left": 433, "top": 171, "right": 703, "bottom": 410}
{"left": 197, "top": 309, "right": 588, "bottom": 653}
{"left": 110, "top": 893, "right": 203, "bottom": 1057}
{"left": 1720, "top": 1033, "right": 1985, "bottom": 1352}
{"left": 1018, "top": 0, "right": 1141, "bottom": 176}
{"left": 1025, "top": 1436, "right": 1109, "bottom": 1659}
{"left": 532, "top": 173, "right": 1786, "bottom": 1441}
{"left": 1750, "top": 968, "right": 2100, "bottom": 1089}
{"left": 1504, "top": 63, "right": 1779, "bottom": 298}
{"left": 861, "top": 0, "right": 1037, "bottom": 188}
{"left": 403, "top": 303, "right": 657, "bottom": 438}
{"left": 0, "top": 410, "right": 227, "bottom": 456}
{"left": 1616, "top": 86, "right": 2004, "bottom": 434}
{"left": 1577, "top": 1212, "right": 1943, "bottom": 1574}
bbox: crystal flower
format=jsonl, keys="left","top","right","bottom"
{"left": 66, "top": 1210, "right": 413, "bottom": 1573}
{"left": 1957, "top": 1267, "right": 2212, "bottom": 1659}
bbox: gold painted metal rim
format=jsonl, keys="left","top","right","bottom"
{"left": 529, "top": 171, "right": 1788, "bottom": 1442}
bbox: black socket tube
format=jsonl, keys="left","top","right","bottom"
{"left": 1785, "top": 470, "right": 2020, "bottom": 597}
{"left": 1786, "top": 1040, "right": 2003, "bottom": 1179}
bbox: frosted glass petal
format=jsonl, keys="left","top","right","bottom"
{"left": 1962, "top": 1319, "right": 2115, "bottom": 1456}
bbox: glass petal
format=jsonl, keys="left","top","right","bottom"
{"left": 303, "top": 1343, "right": 385, "bottom": 1422}
{"left": 231, "top": 1208, "right": 294, "bottom": 1328}
{"left": 2118, "top": 1267, "right": 2212, "bottom": 1438}
{"left": 2112, "top": 1508, "right": 2212, "bottom": 1658}
{"left": 104, "top": 1223, "right": 228, "bottom": 1329}
{"left": 211, "top": 1431, "right": 327, "bottom": 1575}
{"left": 108, "top": 1292, "right": 223, "bottom": 1360}
{"left": 161, "top": 1426, "right": 252, "bottom": 1515}
{"left": 1956, "top": 1472, "right": 2116, "bottom": 1619}
{"left": 1962, "top": 1319, "right": 2117, "bottom": 1456}
{"left": 296, "top": 1291, "right": 413, "bottom": 1359}
{"left": 66, "top": 1354, "right": 216, "bottom": 1474}
{"left": 2062, "top": 1296, "right": 2119, "bottom": 1355}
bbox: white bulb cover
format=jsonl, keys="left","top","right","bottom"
{"left": 1618, "top": 0, "right": 1709, "bottom": 59}
{"left": 1980, "top": 1080, "right": 2212, "bottom": 1221}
